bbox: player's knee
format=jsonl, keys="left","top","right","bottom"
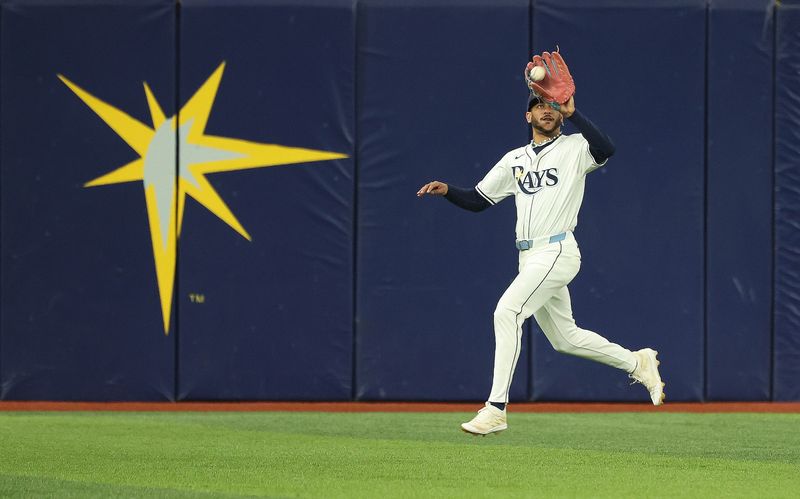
{"left": 552, "top": 341, "right": 577, "bottom": 355}
{"left": 493, "top": 305, "right": 517, "bottom": 326}
{"left": 548, "top": 328, "right": 580, "bottom": 355}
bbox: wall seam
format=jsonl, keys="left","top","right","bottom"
{"left": 351, "top": 0, "right": 360, "bottom": 402}
{"left": 769, "top": 0, "right": 777, "bottom": 401}
{"left": 704, "top": 1, "right": 710, "bottom": 402}
{"left": 0, "top": 3, "right": 5, "bottom": 400}
{"left": 173, "top": 0, "right": 181, "bottom": 402}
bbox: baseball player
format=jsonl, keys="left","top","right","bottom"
{"left": 417, "top": 51, "right": 664, "bottom": 435}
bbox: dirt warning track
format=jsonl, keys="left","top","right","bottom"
{"left": 1, "top": 401, "right": 799, "bottom": 413}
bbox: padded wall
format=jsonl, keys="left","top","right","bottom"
{"left": 705, "top": 0, "right": 773, "bottom": 400}
{"left": 356, "top": 0, "right": 529, "bottom": 401}
{"left": 774, "top": 1, "right": 800, "bottom": 401}
{"left": 0, "top": 0, "right": 176, "bottom": 400}
{"left": 176, "top": 0, "right": 355, "bottom": 400}
{"left": 530, "top": 0, "right": 706, "bottom": 401}
{"left": 1, "top": 0, "right": 798, "bottom": 402}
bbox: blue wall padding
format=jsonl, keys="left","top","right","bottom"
{"left": 175, "top": 0, "right": 355, "bottom": 400}
{"left": 0, "top": 1, "right": 176, "bottom": 400}
{"left": 705, "top": 0, "right": 773, "bottom": 401}
{"left": 530, "top": 0, "right": 706, "bottom": 402}
{"left": 355, "top": 0, "right": 530, "bottom": 401}
{"left": 2, "top": 0, "right": 800, "bottom": 402}
{"left": 774, "top": 2, "right": 800, "bottom": 402}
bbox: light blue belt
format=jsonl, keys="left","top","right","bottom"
{"left": 515, "top": 232, "right": 566, "bottom": 251}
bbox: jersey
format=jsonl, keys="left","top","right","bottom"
{"left": 475, "top": 133, "right": 607, "bottom": 241}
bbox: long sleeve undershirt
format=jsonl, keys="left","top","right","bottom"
{"left": 444, "top": 185, "right": 491, "bottom": 212}
{"left": 567, "top": 108, "right": 615, "bottom": 164}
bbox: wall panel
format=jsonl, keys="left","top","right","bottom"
{"left": 0, "top": 0, "right": 176, "bottom": 400}
{"left": 774, "top": 1, "right": 800, "bottom": 401}
{"left": 530, "top": 0, "right": 706, "bottom": 402}
{"left": 356, "top": 0, "right": 530, "bottom": 401}
{"left": 706, "top": 0, "right": 773, "bottom": 401}
{"left": 176, "top": 0, "right": 355, "bottom": 400}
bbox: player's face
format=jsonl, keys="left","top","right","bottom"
{"left": 527, "top": 102, "right": 562, "bottom": 136}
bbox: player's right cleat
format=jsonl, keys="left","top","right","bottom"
{"left": 460, "top": 402, "right": 508, "bottom": 435}
{"left": 629, "top": 348, "right": 665, "bottom": 406}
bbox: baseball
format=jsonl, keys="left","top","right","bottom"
{"left": 529, "top": 66, "right": 546, "bottom": 82}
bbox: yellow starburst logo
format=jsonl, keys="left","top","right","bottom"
{"left": 58, "top": 62, "right": 347, "bottom": 334}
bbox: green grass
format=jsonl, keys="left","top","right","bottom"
{"left": 1, "top": 411, "right": 799, "bottom": 498}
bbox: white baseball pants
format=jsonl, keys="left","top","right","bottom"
{"left": 488, "top": 231, "right": 637, "bottom": 404}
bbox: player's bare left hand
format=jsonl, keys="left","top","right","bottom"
{"left": 417, "top": 181, "right": 449, "bottom": 197}
{"left": 560, "top": 96, "right": 575, "bottom": 118}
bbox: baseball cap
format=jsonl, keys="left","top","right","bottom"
{"left": 527, "top": 92, "right": 542, "bottom": 110}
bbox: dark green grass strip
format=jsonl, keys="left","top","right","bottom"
{"left": 1, "top": 412, "right": 799, "bottom": 498}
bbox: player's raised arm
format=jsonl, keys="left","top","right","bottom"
{"left": 417, "top": 181, "right": 491, "bottom": 213}
{"left": 526, "top": 51, "right": 614, "bottom": 165}
{"left": 564, "top": 97, "right": 616, "bottom": 164}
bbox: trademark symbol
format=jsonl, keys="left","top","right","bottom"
{"left": 189, "top": 293, "right": 205, "bottom": 304}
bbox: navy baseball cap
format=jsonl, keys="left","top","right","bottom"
{"left": 527, "top": 92, "right": 542, "bottom": 110}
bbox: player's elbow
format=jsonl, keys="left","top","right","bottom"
{"left": 605, "top": 138, "right": 616, "bottom": 158}
{"left": 600, "top": 135, "right": 616, "bottom": 158}
{"left": 590, "top": 140, "right": 615, "bottom": 164}
{"left": 466, "top": 203, "right": 490, "bottom": 213}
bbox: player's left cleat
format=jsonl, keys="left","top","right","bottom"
{"left": 460, "top": 402, "right": 508, "bottom": 435}
{"left": 629, "top": 348, "right": 665, "bottom": 406}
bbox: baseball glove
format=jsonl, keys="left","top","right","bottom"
{"left": 524, "top": 48, "right": 575, "bottom": 111}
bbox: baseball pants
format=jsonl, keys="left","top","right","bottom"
{"left": 488, "top": 231, "right": 637, "bottom": 404}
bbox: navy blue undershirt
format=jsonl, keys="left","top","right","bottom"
{"left": 568, "top": 108, "right": 615, "bottom": 164}
{"left": 443, "top": 108, "right": 614, "bottom": 212}
{"left": 444, "top": 185, "right": 492, "bottom": 212}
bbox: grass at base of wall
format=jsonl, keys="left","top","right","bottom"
{"left": 2, "top": 411, "right": 799, "bottom": 498}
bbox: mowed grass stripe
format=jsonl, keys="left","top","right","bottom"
{"left": 0, "top": 474, "right": 245, "bottom": 499}
{"left": 1, "top": 412, "right": 798, "bottom": 498}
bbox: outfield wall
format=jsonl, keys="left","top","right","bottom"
{"left": 1, "top": 0, "right": 798, "bottom": 402}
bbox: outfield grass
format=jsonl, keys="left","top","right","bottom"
{"left": 1, "top": 411, "right": 799, "bottom": 498}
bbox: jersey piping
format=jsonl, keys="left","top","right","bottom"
{"left": 475, "top": 185, "right": 497, "bottom": 205}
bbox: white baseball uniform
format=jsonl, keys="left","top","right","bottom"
{"left": 475, "top": 133, "right": 637, "bottom": 404}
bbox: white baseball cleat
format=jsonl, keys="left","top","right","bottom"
{"left": 629, "top": 348, "right": 666, "bottom": 406}
{"left": 460, "top": 402, "right": 508, "bottom": 435}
